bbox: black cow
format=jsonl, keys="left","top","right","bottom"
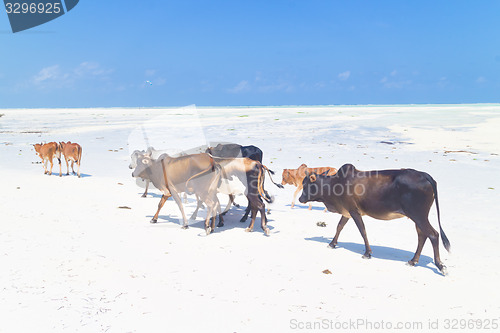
{"left": 299, "top": 163, "right": 450, "bottom": 275}
{"left": 206, "top": 143, "right": 263, "bottom": 163}
{"left": 205, "top": 143, "right": 267, "bottom": 221}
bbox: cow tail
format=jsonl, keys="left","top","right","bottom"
{"left": 77, "top": 145, "right": 82, "bottom": 164}
{"left": 425, "top": 173, "right": 450, "bottom": 252}
{"left": 257, "top": 165, "right": 273, "bottom": 204}
{"left": 262, "top": 165, "right": 284, "bottom": 189}
{"left": 185, "top": 158, "right": 216, "bottom": 189}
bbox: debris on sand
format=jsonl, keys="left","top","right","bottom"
{"left": 316, "top": 221, "right": 327, "bottom": 227}
{"left": 322, "top": 269, "right": 332, "bottom": 275}
{"left": 118, "top": 206, "right": 131, "bottom": 209}
{"left": 444, "top": 150, "right": 477, "bottom": 154}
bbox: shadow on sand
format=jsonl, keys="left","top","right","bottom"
{"left": 146, "top": 201, "right": 274, "bottom": 236}
{"left": 284, "top": 204, "right": 327, "bottom": 212}
{"left": 305, "top": 236, "right": 441, "bottom": 275}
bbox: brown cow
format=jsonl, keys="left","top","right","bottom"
{"left": 281, "top": 163, "right": 337, "bottom": 209}
{"left": 132, "top": 152, "right": 222, "bottom": 235}
{"left": 59, "top": 141, "right": 82, "bottom": 178}
{"left": 299, "top": 163, "right": 450, "bottom": 275}
{"left": 33, "top": 142, "right": 62, "bottom": 176}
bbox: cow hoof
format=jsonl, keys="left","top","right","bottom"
{"left": 440, "top": 265, "right": 448, "bottom": 276}
{"left": 406, "top": 260, "right": 417, "bottom": 267}
{"left": 245, "top": 228, "right": 252, "bottom": 233}
{"left": 362, "top": 253, "right": 372, "bottom": 259}
{"left": 217, "top": 222, "right": 224, "bottom": 228}
{"left": 150, "top": 219, "right": 157, "bottom": 224}
{"left": 66, "top": 173, "right": 69, "bottom": 175}
{"left": 263, "top": 228, "right": 270, "bottom": 236}
{"left": 59, "top": 174, "right": 62, "bottom": 177}
{"left": 78, "top": 175, "right": 81, "bottom": 178}
{"left": 234, "top": 204, "right": 240, "bottom": 208}
{"left": 206, "top": 227, "right": 212, "bottom": 235}
{"left": 141, "top": 194, "right": 147, "bottom": 198}
{"left": 327, "top": 243, "right": 336, "bottom": 249}
{"left": 239, "top": 218, "right": 247, "bottom": 223}
{"left": 181, "top": 225, "right": 189, "bottom": 230}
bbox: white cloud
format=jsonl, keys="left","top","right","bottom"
{"left": 145, "top": 69, "right": 156, "bottom": 77}
{"left": 476, "top": 76, "right": 486, "bottom": 83}
{"left": 31, "top": 62, "right": 113, "bottom": 89}
{"left": 338, "top": 71, "right": 351, "bottom": 81}
{"left": 227, "top": 80, "right": 250, "bottom": 93}
{"left": 32, "top": 65, "right": 66, "bottom": 85}
{"left": 257, "top": 82, "right": 294, "bottom": 93}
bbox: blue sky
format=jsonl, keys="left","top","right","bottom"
{"left": 1, "top": 1, "right": 499, "bottom": 107}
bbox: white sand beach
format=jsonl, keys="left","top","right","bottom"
{"left": 1, "top": 105, "right": 499, "bottom": 332}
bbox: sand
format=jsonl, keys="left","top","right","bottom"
{"left": 0, "top": 105, "right": 499, "bottom": 332}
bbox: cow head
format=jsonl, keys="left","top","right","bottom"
{"left": 299, "top": 171, "right": 321, "bottom": 203}
{"left": 131, "top": 153, "right": 153, "bottom": 179}
{"left": 129, "top": 150, "right": 146, "bottom": 169}
{"left": 33, "top": 143, "right": 42, "bottom": 155}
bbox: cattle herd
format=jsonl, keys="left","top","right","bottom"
{"left": 33, "top": 141, "right": 451, "bottom": 275}
{"left": 33, "top": 141, "right": 82, "bottom": 177}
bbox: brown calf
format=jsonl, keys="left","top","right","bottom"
{"left": 33, "top": 142, "right": 62, "bottom": 176}
{"left": 281, "top": 163, "right": 337, "bottom": 209}
{"left": 59, "top": 141, "right": 82, "bottom": 177}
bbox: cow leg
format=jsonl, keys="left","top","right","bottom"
{"left": 43, "top": 159, "right": 48, "bottom": 174}
{"left": 328, "top": 216, "right": 349, "bottom": 249}
{"left": 221, "top": 194, "right": 234, "bottom": 216}
{"left": 58, "top": 158, "right": 62, "bottom": 177}
{"left": 410, "top": 216, "right": 447, "bottom": 275}
{"left": 350, "top": 211, "right": 372, "bottom": 259}
{"left": 217, "top": 211, "right": 224, "bottom": 228}
{"left": 77, "top": 160, "right": 81, "bottom": 178}
{"left": 204, "top": 212, "right": 212, "bottom": 235}
{"left": 212, "top": 200, "right": 221, "bottom": 231}
{"left": 48, "top": 158, "right": 54, "bottom": 175}
{"left": 171, "top": 191, "right": 189, "bottom": 229}
{"left": 204, "top": 199, "right": 219, "bottom": 235}
{"left": 291, "top": 184, "right": 303, "bottom": 208}
{"left": 65, "top": 158, "right": 70, "bottom": 175}
{"left": 71, "top": 160, "right": 75, "bottom": 175}
{"left": 407, "top": 225, "right": 427, "bottom": 267}
{"left": 189, "top": 197, "right": 203, "bottom": 220}
{"left": 259, "top": 203, "right": 269, "bottom": 236}
{"left": 240, "top": 199, "right": 251, "bottom": 222}
{"left": 142, "top": 180, "right": 149, "bottom": 197}
{"left": 215, "top": 199, "right": 222, "bottom": 229}
{"left": 151, "top": 194, "right": 169, "bottom": 223}
{"left": 404, "top": 204, "right": 447, "bottom": 274}
{"left": 245, "top": 207, "right": 258, "bottom": 233}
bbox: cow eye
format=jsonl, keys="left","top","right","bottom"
{"left": 142, "top": 159, "right": 149, "bottom": 164}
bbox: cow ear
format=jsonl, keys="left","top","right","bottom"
{"left": 310, "top": 173, "right": 317, "bottom": 182}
